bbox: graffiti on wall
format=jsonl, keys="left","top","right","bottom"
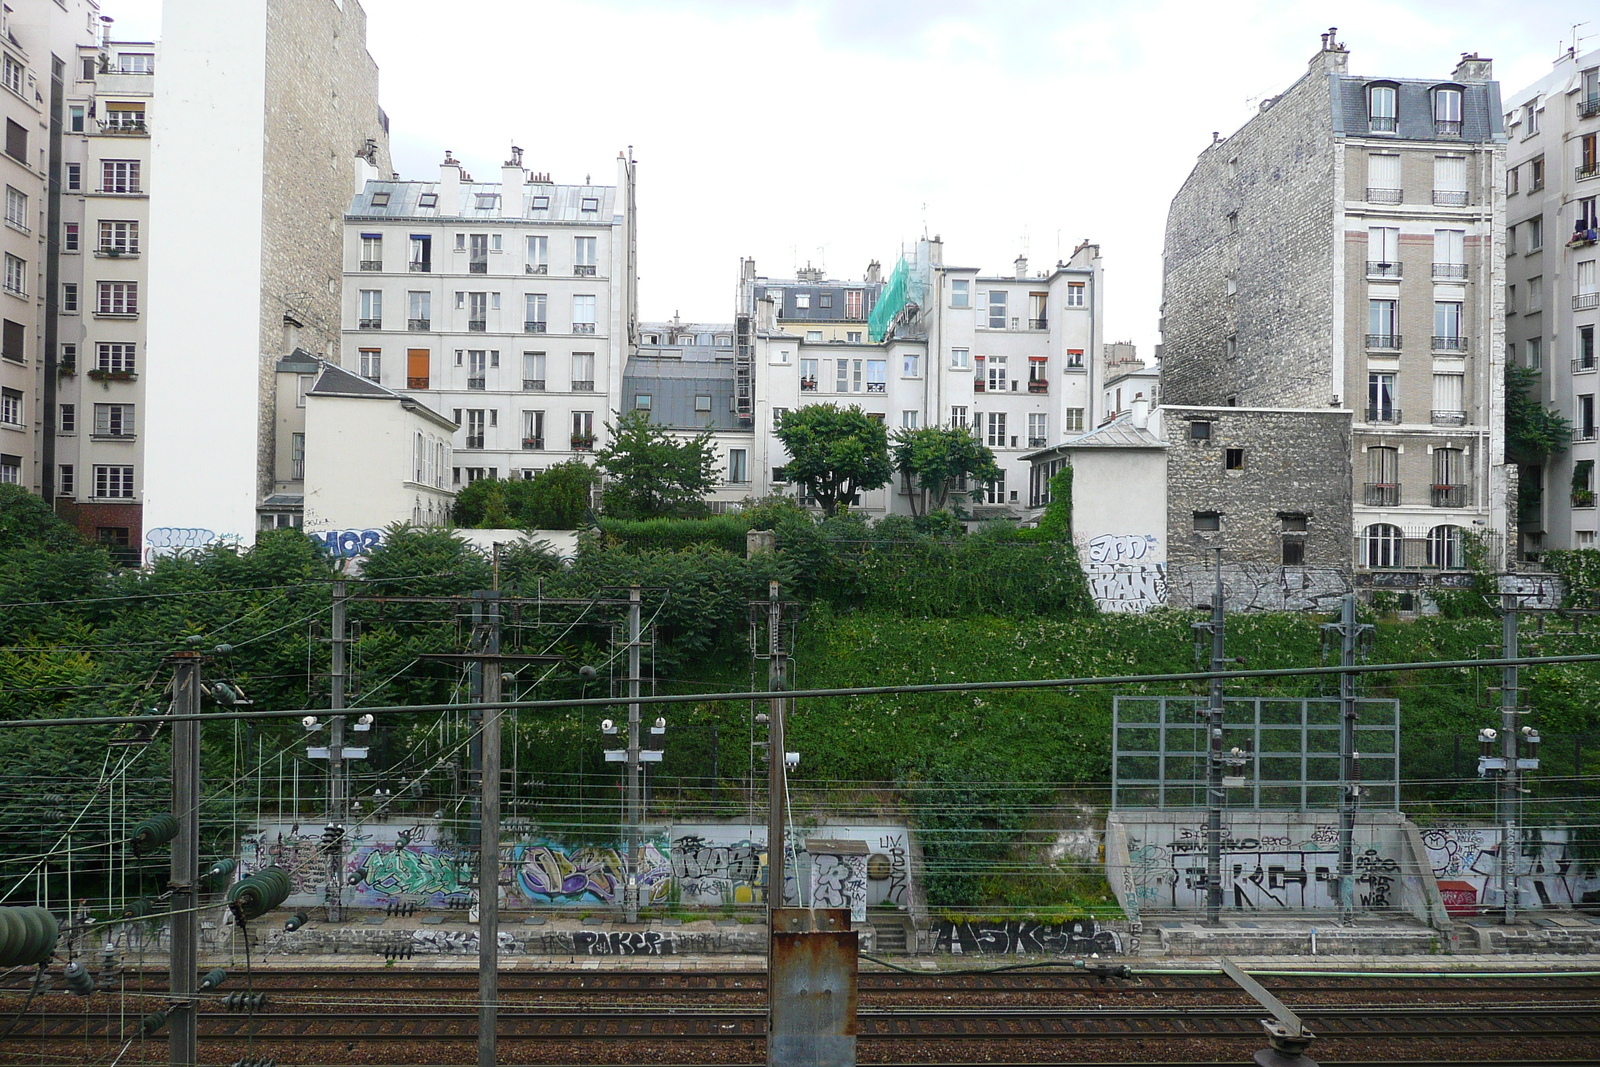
{"left": 936, "top": 919, "right": 1122, "bottom": 956}
{"left": 1086, "top": 534, "right": 1159, "bottom": 566}
{"left": 810, "top": 852, "right": 868, "bottom": 923}
{"left": 1086, "top": 565, "right": 1168, "bottom": 613}
{"left": 1165, "top": 564, "right": 1352, "bottom": 613}
{"left": 144, "top": 527, "right": 241, "bottom": 566}
{"left": 352, "top": 843, "right": 473, "bottom": 898}
{"left": 671, "top": 836, "right": 764, "bottom": 905}
{"left": 1421, "top": 827, "right": 1600, "bottom": 914}
{"left": 306, "top": 529, "right": 385, "bottom": 558}
{"left": 514, "top": 841, "right": 672, "bottom": 905}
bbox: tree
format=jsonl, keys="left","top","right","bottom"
{"left": 1506, "top": 364, "right": 1572, "bottom": 463}
{"left": 890, "top": 425, "right": 1002, "bottom": 517}
{"left": 593, "top": 410, "right": 718, "bottom": 519}
{"left": 774, "top": 404, "right": 892, "bottom": 517}
{"left": 524, "top": 461, "right": 597, "bottom": 529}
{"left": 0, "top": 484, "right": 83, "bottom": 552}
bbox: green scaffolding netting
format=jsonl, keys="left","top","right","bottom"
{"left": 868, "top": 256, "right": 912, "bottom": 343}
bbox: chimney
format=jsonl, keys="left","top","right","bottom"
{"left": 500, "top": 145, "right": 525, "bottom": 218}
{"left": 741, "top": 257, "right": 757, "bottom": 282}
{"left": 1015, "top": 254, "right": 1028, "bottom": 279}
{"left": 926, "top": 234, "right": 944, "bottom": 267}
{"left": 865, "top": 260, "right": 882, "bottom": 285}
{"left": 1309, "top": 27, "right": 1348, "bottom": 76}
{"left": 439, "top": 151, "right": 462, "bottom": 216}
{"left": 757, "top": 294, "right": 777, "bottom": 332}
{"left": 1130, "top": 393, "right": 1150, "bottom": 430}
{"left": 1452, "top": 52, "right": 1493, "bottom": 83}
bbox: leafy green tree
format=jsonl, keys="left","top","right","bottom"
{"left": 451, "top": 477, "right": 513, "bottom": 528}
{"left": 0, "top": 484, "right": 83, "bottom": 552}
{"left": 774, "top": 404, "right": 892, "bottom": 517}
{"left": 890, "top": 425, "right": 1002, "bottom": 517}
{"left": 1507, "top": 364, "right": 1572, "bottom": 462}
{"left": 594, "top": 410, "right": 718, "bottom": 519}
{"left": 524, "top": 460, "right": 597, "bottom": 529}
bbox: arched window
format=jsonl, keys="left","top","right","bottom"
{"left": 1363, "top": 523, "right": 1403, "bottom": 568}
{"left": 1428, "top": 525, "right": 1465, "bottom": 569}
{"left": 1368, "top": 83, "right": 1398, "bottom": 132}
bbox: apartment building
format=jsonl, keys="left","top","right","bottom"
{"left": 1162, "top": 33, "right": 1511, "bottom": 583}
{"left": 143, "top": 0, "right": 392, "bottom": 557}
{"left": 51, "top": 35, "right": 153, "bottom": 557}
{"left": 327, "top": 149, "right": 636, "bottom": 510}
{"left": 1503, "top": 46, "right": 1600, "bottom": 556}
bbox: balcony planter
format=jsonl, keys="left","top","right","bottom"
{"left": 1028, "top": 379, "right": 1049, "bottom": 393}
{"left": 57, "top": 363, "right": 76, "bottom": 376}
{"left": 1574, "top": 490, "right": 1595, "bottom": 508}
{"left": 571, "top": 433, "right": 596, "bottom": 451}
{"left": 522, "top": 437, "right": 543, "bottom": 450}
{"left": 86, "top": 369, "right": 135, "bottom": 382}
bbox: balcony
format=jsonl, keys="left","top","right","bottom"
{"left": 1365, "top": 482, "right": 1400, "bottom": 506}
{"left": 1432, "top": 335, "right": 1469, "bottom": 353}
{"left": 409, "top": 261, "right": 431, "bottom": 273}
{"left": 1431, "top": 409, "right": 1468, "bottom": 426}
{"left": 522, "top": 437, "right": 544, "bottom": 451}
{"left": 97, "top": 121, "right": 147, "bottom": 135}
{"left": 1575, "top": 355, "right": 1597, "bottom": 374}
{"left": 1431, "top": 262, "right": 1467, "bottom": 280}
{"left": 358, "top": 318, "right": 381, "bottom": 330}
{"left": 1578, "top": 164, "right": 1600, "bottom": 183}
{"left": 1575, "top": 292, "right": 1600, "bottom": 312}
{"left": 973, "top": 379, "right": 986, "bottom": 393}
{"left": 468, "top": 319, "right": 486, "bottom": 332}
{"left": 1365, "top": 333, "right": 1402, "bottom": 350}
{"left": 573, "top": 323, "right": 596, "bottom": 335}
{"left": 1366, "top": 406, "right": 1402, "bottom": 424}
{"left": 1367, "top": 187, "right": 1403, "bottom": 204}
{"left": 1026, "top": 318, "right": 1047, "bottom": 330}
{"left": 574, "top": 264, "right": 596, "bottom": 277}
{"left": 464, "top": 435, "right": 485, "bottom": 450}
{"left": 1431, "top": 483, "right": 1468, "bottom": 508}
{"left": 1579, "top": 97, "right": 1600, "bottom": 119}
{"left": 1028, "top": 436, "right": 1047, "bottom": 448}
{"left": 406, "top": 376, "right": 429, "bottom": 389}
{"left": 866, "top": 382, "right": 886, "bottom": 393}
{"left": 522, "top": 379, "right": 545, "bottom": 391}
{"left": 407, "top": 318, "right": 430, "bottom": 331}
{"left": 1574, "top": 489, "right": 1596, "bottom": 508}
{"left": 469, "top": 260, "right": 488, "bottom": 274}
{"left": 1368, "top": 116, "right": 1397, "bottom": 133}
{"left": 525, "top": 321, "right": 547, "bottom": 333}
{"left": 572, "top": 380, "right": 594, "bottom": 392}
{"left": 96, "top": 245, "right": 138, "bottom": 258}
{"left": 1433, "top": 190, "right": 1468, "bottom": 207}
{"left": 1028, "top": 379, "right": 1049, "bottom": 394}
{"left": 800, "top": 377, "right": 818, "bottom": 392}
{"left": 1435, "top": 120, "right": 1462, "bottom": 137}
{"left": 1578, "top": 426, "right": 1599, "bottom": 442}
{"left": 571, "top": 434, "right": 595, "bottom": 452}
{"left": 1366, "top": 260, "right": 1402, "bottom": 278}
{"left": 526, "top": 263, "right": 547, "bottom": 275}
{"left": 467, "top": 377, "right": 486, "bottom": 391}
{"left": 359, "top": 260, "right": 382, "bottom": 272}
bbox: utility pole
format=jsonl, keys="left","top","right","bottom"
{"left": 477, "top": 590, "right": 501, "bottom": 1067}
{"left": 326, "top": 579, "right": 347, "bottom": 922}
{"left": 766, "top": 582, "right": 787, "bottom": 914}
{"left": 624, "top": 586, "right": 642, "bottom": 924}
{"left": 167, "top": 646, "right": 202, "bottom": 1067}
{"left": 1498, "top": 592, "right": 1521, "bottom": 925}
{"left": 1190, "top": 548, "right": 1226, "bottom": 925}
{"left": 1324, "top": 594, "right": 1372, "bottom": 925}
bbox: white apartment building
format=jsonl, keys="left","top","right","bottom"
{"left": 743, "top": 237, "right": 1104, "bottom": 518}
{"left": 1504, "top": 46, "right": 1600, "bottom": 555}
{"left": 331, "top": 149, "right": 636, "bottom": 508}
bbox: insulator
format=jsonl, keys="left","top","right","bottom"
{"left": 226, "top": 867, "right": 291, "bottom": 922}
{"left": 63, "top": 960, "right": 95, "bottom": 995}
{"left": 385, "top": 900, "right": 416, "bottom": 917}
{"left": 0, "top": 906, "right": 60, "bottom": 967}
{"left": 223, "top": 990, "right": 266, "bottom": 1011}
{"left": 198, "top": 859, "right": 238, "bottom": 894}
{"left": 120, "top": 897, "right": 157, "bottom": 921}
{"left": 199, "top": 968, "right": 228, "bottom": 991}
{"left": 129, "top": 813, "right": 178, "bottom": 856}
{"left": 139, "top": 1009, "right": 168, "bottom": 1035}
{"left": 283, "top": 912, "right": 308, "bottom": 932}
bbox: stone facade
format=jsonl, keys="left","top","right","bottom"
{"left": 1161, "top": 405, "right": 1352, "bottom": 570}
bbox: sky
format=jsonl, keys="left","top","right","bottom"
{"left": 109, "top": 0, "right": 1597, "bottom": 352}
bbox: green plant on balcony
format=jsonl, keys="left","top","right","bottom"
{"left": 85, "top": 368, "right": 134, "bottom": 382}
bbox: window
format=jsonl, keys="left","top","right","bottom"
{"left": 1580, "top": 325, "right": 1597, "bottom": 371}
{"left": 96, "top": 221, "right": 136, "bottom": 255}
{"left": 359, "top": 233, "right": 382, "bottom": 270}
{"left": 520, "top": 410, "right": 546, "bottom": 450}
{"left": 1527, "top": 335, "right": 1543, "bottom": 370}
{"left": 4, "top": 120, "right": 24, "bottom": 162}
{"left": 1581, "top": 259, "right": 1597, "bottom": 297}
{"left": 60, "top": 403, "right": 75, "bottom": 433}
{"left": 794, "top": 292, "right": 810, "bottom": 310}
{"left": 3, "top": 254, "right": 23, "bottom": 296}
{"left": 1530, "top": 156, "right": 1545, "bottom": 189}
{"left": 290, "top": 433, "right": 305, "bottom": 480}
{"left": 62, "top": 222, "right": 80, "bottom": 253}
{"left": 1226, "top": 211, "right": 1239, "bottom": 235}
{"left": 847, "top": 331, "right": 862, "bottom": 343}
{"left": 951, "top": 347, "right": 969, "bottom": 369}
{"left": 1282, "top": 514, "right": 1307, "bottom": 565}
{"left": 104, "top": 102, "right": 144, "bottom": 130}
{"left": 62, "top": 283, "right": 77, "bottom": 312}
{"left": 1193, "top": 511, "right": 1221, "bottom": 532}
{"left": 468, "top": 233, "right": 488, "bottom": 271}
{"left": 1433, "top": 372, "right": 1466, "bottom": 421}
{"left": 1433, "top": 228, "right": 1465, "bottom": 278}
{"left": 985, "top": 472, "right": 1006, "bottom": 505}
{"left": 407, "top": 348, "right": 429, "bottom": 389}
{"left": 1508, "top": 165, "right": 1519, "bottom": 195}
{"left": 1431, "top": 155, "right": 1468, "bottom": 207}
{"left": 92, "top": 403, "right": 136, "bottom": 437}
{"left": 1364, "top": 226, "right": 1400, "bottom": 275}
{"left": 1583, "top": 136, "right": 1599, "bottom": 180}
{"left": 357, "top": 289, "right": 381, "bottom": 328}
{"left": 728, "top": 448, "right": 748, "bottom": 483}
{"left": 1, "top": 55, "right": 19, "bottom": 96}
{"left": 523, "top": 351, "right": 545, "bottom": 390}
{"left": 902, "top": 353, "right": 920, "bottom": 377}
{"left": 1066, "top": 282, "right": 1085, "bottom": 307}
{"left": 1427, "top": 525, "right": 1464, "bottom": 569}
{"left": 806, "top": 330, "right": 823, "bottom": 342}
{"left": 572, "top": 294, "right": 596, "bottom": 333}
{"left": 844, "top": 289, "right": 863, "bottom": 319}
{"left": 1368, "top": 298, "right": 1398, "bottom": 347}
{"left": 1027, "top": 412, "right": 1046, "bottom": 447}
{"left": 524, "top": 292, "right": 547, "bottom": 332}
{"left": 571, "top": 351, "right": 594, "bottom": 391}
{"left": 818, "top": 293, "right": 833, "bottom": 310}
{"left": 463, "top": 409, "right": 486, "bottom": 449}
{"left": 572, "top": 411, "right": 594, "bottom": 449}
{"left": 1526, "top": 215, "right": 1544, "bottom": 253}
{"left": 1368, "top": 372, "right": 1397, "bottom": 421}
{"left": 358, "top": 348, "right": 381, "bottom": 382}
{"left": 1189, "top": 419, "right": 1211, "bottom": 440}
{"left": 1434, "top": 87, "right": 1462, "bottom": 133}
{"left": 1580, "top": 394, "right": 1597, "bottom": 440}
{"left": 901, "top": 410, "right": 919, "bottom": 429}
{"left": 369, "top": 191, "right": 390, "bottom": 208}
{"left": 93, "top": 465, "right": 134, "bottom": 499}
{"left": 1433, "top": 301, "right": 1464, "bottom": 348}
{"left": 467, "top": 291, "right": 487, "bottom": 329}
{"left": 580, "top": 197, "right": 599, "bottom": 213}
{"left": 1367, "top": 153, "right": 1401, "bottom": 201}
{"left": 101, "top": 160, "right": 139, "bottom": 193}
{"left": 950, "top": 280, "right": 969, "bottom": 308}
{"left": 1225, "top": 447, "right": 1245, "bottom": 470}
{"left": 1433, "top": 446, "right": 1464, "bottom": 503}
{"left": 4, "top": 186, "right": 24, "bottom": 230}
{"left": 1064, "top": 407, "right": 1085, "bottom": 433}
{"left": 574, "top": 236, "right": 596, "bottom": 274}
{"left": 119, "top": 53, "right": 154, "bottom": 73}
{"left": 951, "top": 405, "right": 968, "bottom": 428}
{"left": 65, "top": 163, "right": 79, "bottom": 191}
{"left": 1528, "top": 275, "right": 1544, "bottom": 312}
{"left": 1362, "top": 523, "right": 1403, "bottom": 567}
{"left": 58, "top": 464, "right": 73, "bottom": 496}
{"left": 474, "top": 194, "right": 498, "bottom": 212}
{"left": 987, "top": 290, "right": 1008, "bottom": 328}
{"left": 1525, "top": 100, "right": 1540, "bottom": 135}
{"left": 0, "top": 387, "right": 19, "bottom": 425}
{"left": 1576, "top": 460, "right": 1596, "bottom": 506}
{"left": 1368, "top": 84, "right": 1397, "bottom": 131}
{"left": 526, "top": 234, "right": 547, "bottom": 273}
{"left": 986, "top": 411, "right": 1007, "bottom": 447}
{"left": 97, "top": 342, "right": 135, "bottom": 373}
{"left": 0, "top": 319, "right": 20, "bottom": 364}
{"left": 407, "top": 290, "right": 430, "bottom": 330}
{"left": 986, "top": 354, "right": 1008, "bottom": 392}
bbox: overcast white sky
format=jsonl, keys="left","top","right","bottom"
{"left": 112, "top": 1, "right": 1596, "bottom": 351}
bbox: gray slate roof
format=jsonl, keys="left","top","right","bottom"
{"left": 308, "top": 363, "right": 457, "bottom": 430}
{"left": 348, "top": 181, "right": 618, "bottom": 222}
{"left": 1331, "top": 76, "right": 1503, "bottom": 142}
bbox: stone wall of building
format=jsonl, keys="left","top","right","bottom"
{"left": 256, "top": 0, "right": 392, "bottom": 499}
{"left": 1162, "top": 405, "right": 1352, "bottom": 569}
{"left": 1161, "top": 65, "right": 1337, "bottom": 408}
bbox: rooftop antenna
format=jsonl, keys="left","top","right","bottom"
{"left": 921, "top": 202, "right": 928, "bottom": 239}
{"left": 1571, "top": 21, "right": 1594, "bottom": 53}
{"left": 816, "top": 243, "right": 830, "bottom": 275}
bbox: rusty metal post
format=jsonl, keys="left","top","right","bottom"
{"left": 769, "top": 908, "right": 857, "bottom": 1067}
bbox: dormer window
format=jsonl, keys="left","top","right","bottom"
{"left": 531, "top": 196, "right": 550, "bottom": 210}
{"left": 1433, "top": 86, "right": 1462, "bottom": 136}
{"left": 418, "top": 192, "right": 437, "bottom": 209}
{"left": 580, "top": 197, "right": 599, "bottom": 213}
{"left": 474, "top": 193, "right": 499, "bottom": 210}
{"left": 1368, "top": 84, "right": 1397, "bottom": 132}
{"left": 370, "top": 192, "right": 390, "bottom": 207}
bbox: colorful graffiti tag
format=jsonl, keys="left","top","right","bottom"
{"left": 936, "top": 919, "right": 1122, "bottom": 956}
{"left": 352, "top": 844, "right": 472, "bottom": 898}
{"left": 513, "top": 841, "right": 672, "bottom": 905}
{"left": 1421, "top": 826, "right": 1600, "bottom": 914}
